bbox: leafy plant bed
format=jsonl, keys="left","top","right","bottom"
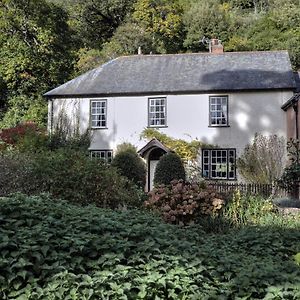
{"left": 1, "top": 194, "right": 300, "bottom": 299}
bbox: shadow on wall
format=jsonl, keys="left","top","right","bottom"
{"left": 89, "top": 121, "right": 118, "bottom": 151}
{"left": 199, "top": 69, "right": 290, "bottom": 155}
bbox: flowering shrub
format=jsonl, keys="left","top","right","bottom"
{"left": 145, "top": 179, "right": 224, "bottom": 225}
{"left": 0, "top": 122, "right": 46, "bottom": 151}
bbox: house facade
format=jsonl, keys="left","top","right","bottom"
{"left": 45, "top": 50, "right": 298, "bottom": 191}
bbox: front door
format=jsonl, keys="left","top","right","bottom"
{"left": 149, "top": 160, "right": 159, "bottom": 190}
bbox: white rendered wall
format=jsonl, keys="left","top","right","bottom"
{"left": 50, "top": 90, "right": 291, "bottom": 157}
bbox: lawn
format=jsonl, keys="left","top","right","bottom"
{"left": 1, "top": 193, "right": 300, "bottom": 299}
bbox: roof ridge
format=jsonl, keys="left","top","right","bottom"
{"left": 118, "top": 50, "right": 289, "bottom": 59}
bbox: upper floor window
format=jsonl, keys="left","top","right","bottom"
{"left": 91, "top": 100, "right": 107, "bottom": 128}
{"left": 90, "top": 150, "right": 113, "bottom": 163}
{"left": 202, "top": 148, "right": 236, "bottom": 180}
{"left": 148, "top": 97, "right": 167, "bottom": 127}
{"left": 209, "top": 96, "right": 228, "bottom": 126}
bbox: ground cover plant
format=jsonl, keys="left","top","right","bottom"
{"left": 1, "top": 193, "right": 300, "bottom": 299}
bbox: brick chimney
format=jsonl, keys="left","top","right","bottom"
{"left": 210, "top": 39, "right": 223, "bottom": 54}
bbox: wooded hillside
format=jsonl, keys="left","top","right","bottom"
{"left": 0, "top": 0, "right": 299, "bottom": 128}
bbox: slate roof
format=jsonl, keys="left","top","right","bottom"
{"left": 281, "top": 72, "right": 300, "bottom": 111}
{"left": 44, "top": 50, "right": 296, "bottom": 97}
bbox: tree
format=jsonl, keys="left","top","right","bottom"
{"left": 226, "top": 2, "right": 300, "bottom": 69}
{"left": 111, "top": 143, "right": 146, "bottom": 188}
{"left": 72, "top": 0, "right": 137, "bottom": 49}
{"left": 237, "top": 133, "right": 286, "bottom": 184}
{"left": 154, "top": 152, "right": 186, "bottom": 185}
{"left": 183, "top": 0, "right": 237, "bottom": 51}
{"left": 0, "top": 0, "right": 76, "bottom": 128}
{"left": 132, "top": 0, "right": 184, "bottom": 53}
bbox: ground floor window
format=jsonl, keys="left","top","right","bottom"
{"left": 90, "top": 150, "right": 113, "bottom": 163}
{"left": 202, "top": 149, "right": 236, "bottom": 180}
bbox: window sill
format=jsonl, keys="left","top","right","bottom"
{"left": 147, "top": 125, "right": 168, "bottom": 128}
{"left": 204, "top": 178, "right": 237, "bottom": 181}
{"left": 90, "top": 127, "right": 108, "bottom": 130}
{"left": 208, "top": 125, "right": 230, "bottom": 128}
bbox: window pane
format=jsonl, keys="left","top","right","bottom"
{"left": 91, "top": 100, "right": 107, "bottom": 128}
{"left": 149, "top": 98, "right": 166, "bottom": 127}
{"left": 210, "top": 96, "right": 228, "bottom": 126}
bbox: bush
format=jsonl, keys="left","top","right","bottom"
{"left": 145, "top": 180, "right": 224, "bottom": 225}
{"left": 237, "top": 133, "right": 285, "bottom": 184}
{"left": 223, "top": 190, "right": 275, "bottom": 226}
{"left": 0, "top": 149, "right": 141, "bottom": 208}
{"left": 1, "top": 194, "right": 300, "bottom": 299}
{"left": 0, "top": 122, "right": 47, "bottom": 152}
{"left": 111, "top": 143, "right": 146, "bottom": 188}
{"left": 277, "top": 139, "right": 300, "bottom": 198}
{"left": 154, "top": 152, "right": 186, "bottom": 185}
{"left": 0, "top": 152, "right": 34, "bottom": 196}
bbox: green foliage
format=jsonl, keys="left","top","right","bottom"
{"left": 1, "top": 193, "right": 300, "bottom": 299}
{"left": 142, "top": 128, "right": 214, "bottom": 181}
{"left": 183, "top": 0, "right": 236, "bottom": 51}
{"left": 0, "top": 122, "right": 47, "bottom": 152}
{"left": 237, "top": 133, "right": 286, "bottom": 184}
{"left": 111, "top": 143, "right": 146, "bottom": 188}
{"left": 0, "top": 149, "right": 141, "bottom": 208}
{"left": 277, "top": 139, "right": 300, "bottom": 197}
{"left": 141, "top": 128, "right": 208, "bottom": 162}
{"left": 223, "top": 190, "right": 275, "bottom": 226}
{"left": 0, "top": 0, "right": 76, "bottom": 128}
{"left": 72, "top": 0, "right": 136, "bottom": 49}
{"left": 145, "top": 180, "right": 224, "bottom": 225}
{"left": 132, "top": 0, "right": 184, "bottom": 53}
{"left": 154, "top": 152, "right": 186, "bottom": 185}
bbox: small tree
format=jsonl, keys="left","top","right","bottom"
{"left": 237, "top": 133, "right": 286, "bottom": 184}
{"left": 277, "top": 139, "right": 300, "bottom": 199}
{"left": 154, "top": 152, "right": 186, "bottom": 185}
{"left": 111, "top": 143, "right": 146, "bottom": 188}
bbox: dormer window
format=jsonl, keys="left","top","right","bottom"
{"left": 209, "top": 96, "right": 228, "bottom": 126}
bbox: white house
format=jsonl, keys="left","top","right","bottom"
{"left": 44, "top": 46, "right": 298, "bottom": 191}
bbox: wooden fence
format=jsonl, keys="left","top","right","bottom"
{"left": 207, "top": 182, "right": 288, "bottom": 198}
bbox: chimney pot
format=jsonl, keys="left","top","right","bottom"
{"left": 210, "top": 39, "right": 223, "bottom": 54}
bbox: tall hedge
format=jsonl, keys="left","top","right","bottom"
{"left": 154, "top": 152, "right": 186, "bottom": 185}
{"left": 111, "top": 145, "right": 146, "bottom": 188}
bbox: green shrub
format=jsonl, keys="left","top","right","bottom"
{"left": 0, "top": 152, "right": 34, "bottom": 196}
{"left": 111, "top": 143, "right": 146, "bottom": 188}
{"left": 223, "top": 190, "right": 276, "bottom": 226}
{"left": 145, "top": 180, "right": 224, "bottom": 225}
{"left": 1, "top": 193, "right": 300, "bottom": 299}
{"left": 277, "top": 139, "right": 300, "bottom": 198}
{"left": 0, "top": 149, "right": 141, "bottom": 208}
{"left": 0, "top": 122, "right": 47, "bottom": 152}
{"left": 154, "top": 152, "right": 186, "bottom": 185}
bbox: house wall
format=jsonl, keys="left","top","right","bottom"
{"left": 50, "top": 90, "right": 291, "bottom": 158}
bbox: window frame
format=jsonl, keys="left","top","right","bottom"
{"left": 209, "top": 95, "right": 229, "bottom": 127}
{"left": 202, "top": 148, "right": 236, "bottom": 180}
{"left": 90, "top": 150, "right": 113, "bottom": 163}
{"left": 90, "top": 99, "right": 107, "bottom": 129}
{"left": 148, "top": 97, "right": 167, "bottom": 128}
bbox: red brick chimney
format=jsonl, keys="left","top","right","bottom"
{"left": 210, "top": 39, "right": 223, "bottom": 54}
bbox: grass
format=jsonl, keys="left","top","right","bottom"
{"left": 0, "top": 193, "right": 300, "bottom": 299}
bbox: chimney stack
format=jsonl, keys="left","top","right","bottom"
{"left": 210, "top": 39, "right": 223, "bottom": 54}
